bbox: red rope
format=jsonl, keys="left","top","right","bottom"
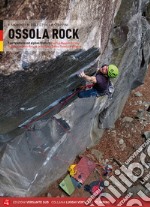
{"left": 24, "top": 84, "right": 94, "bottom": 161}
{"left": 24, "top": 90, "right": 78, "bottom": 129}
{"left": 23, "top": 84, "right": 94, "bottom": 129}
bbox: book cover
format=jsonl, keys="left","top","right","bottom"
{"left": 0, "top": 0, "right": 150, "bottom": 206}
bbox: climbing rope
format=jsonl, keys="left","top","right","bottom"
{"left": 23, "top": 84, "right": 94, "bottom": 156}
{"left": 22, "top": 84, "right": 94, "bottom": 130}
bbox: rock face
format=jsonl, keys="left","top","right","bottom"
{"left": 0, "top": 0, "right": 150, "bottom": 196}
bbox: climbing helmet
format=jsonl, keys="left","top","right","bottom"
{"left": 108, "top": 64, "right": 119, "bottom": 78}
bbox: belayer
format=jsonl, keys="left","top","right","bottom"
{"left": 78, "top": 64, "right": 119, "bottom": 98}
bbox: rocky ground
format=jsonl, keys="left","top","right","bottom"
{"left": 43, "top": 65, "right": 150, "bottom": 198}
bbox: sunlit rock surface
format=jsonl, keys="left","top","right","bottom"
{"left": 0, "top": 0, "right": 150, "bottom": 196}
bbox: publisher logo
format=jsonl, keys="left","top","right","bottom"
{"left": 85, "top": 139, "right": 150, "bottom": 206}
{"left": 3, "top": 199, "right": 10, "bottom": 206}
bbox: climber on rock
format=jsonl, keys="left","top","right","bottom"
{"left": 78, "top": 64, "right": 119, "bottom": 98}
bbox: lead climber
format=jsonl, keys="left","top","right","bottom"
{"left": 78, "top": 64, "right": 119, "bottom": 98}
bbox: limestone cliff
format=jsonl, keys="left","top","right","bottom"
{"left": 0, "top": 0, "right": 149, "bottom": 196}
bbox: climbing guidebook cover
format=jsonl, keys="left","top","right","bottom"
{"left": 0, "top": 0, "right": 150, "bottom": 207}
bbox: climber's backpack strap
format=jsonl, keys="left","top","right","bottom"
{"left": 107, "top": 80, "right": 114, "bottom": 99}
{"left": 108, "top": 80, "right": 114, "bottom": 92}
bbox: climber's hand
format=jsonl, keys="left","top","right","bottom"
{"left": 78, "top": 71, "right": 86, "bottom": 78}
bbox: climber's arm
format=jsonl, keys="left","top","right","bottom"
{"left": 79, "top": 72, "right": 97, "bottom": 84}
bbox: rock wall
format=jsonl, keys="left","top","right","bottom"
{"left": 0, "top": 0, "right": 150, "bottom": 196}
